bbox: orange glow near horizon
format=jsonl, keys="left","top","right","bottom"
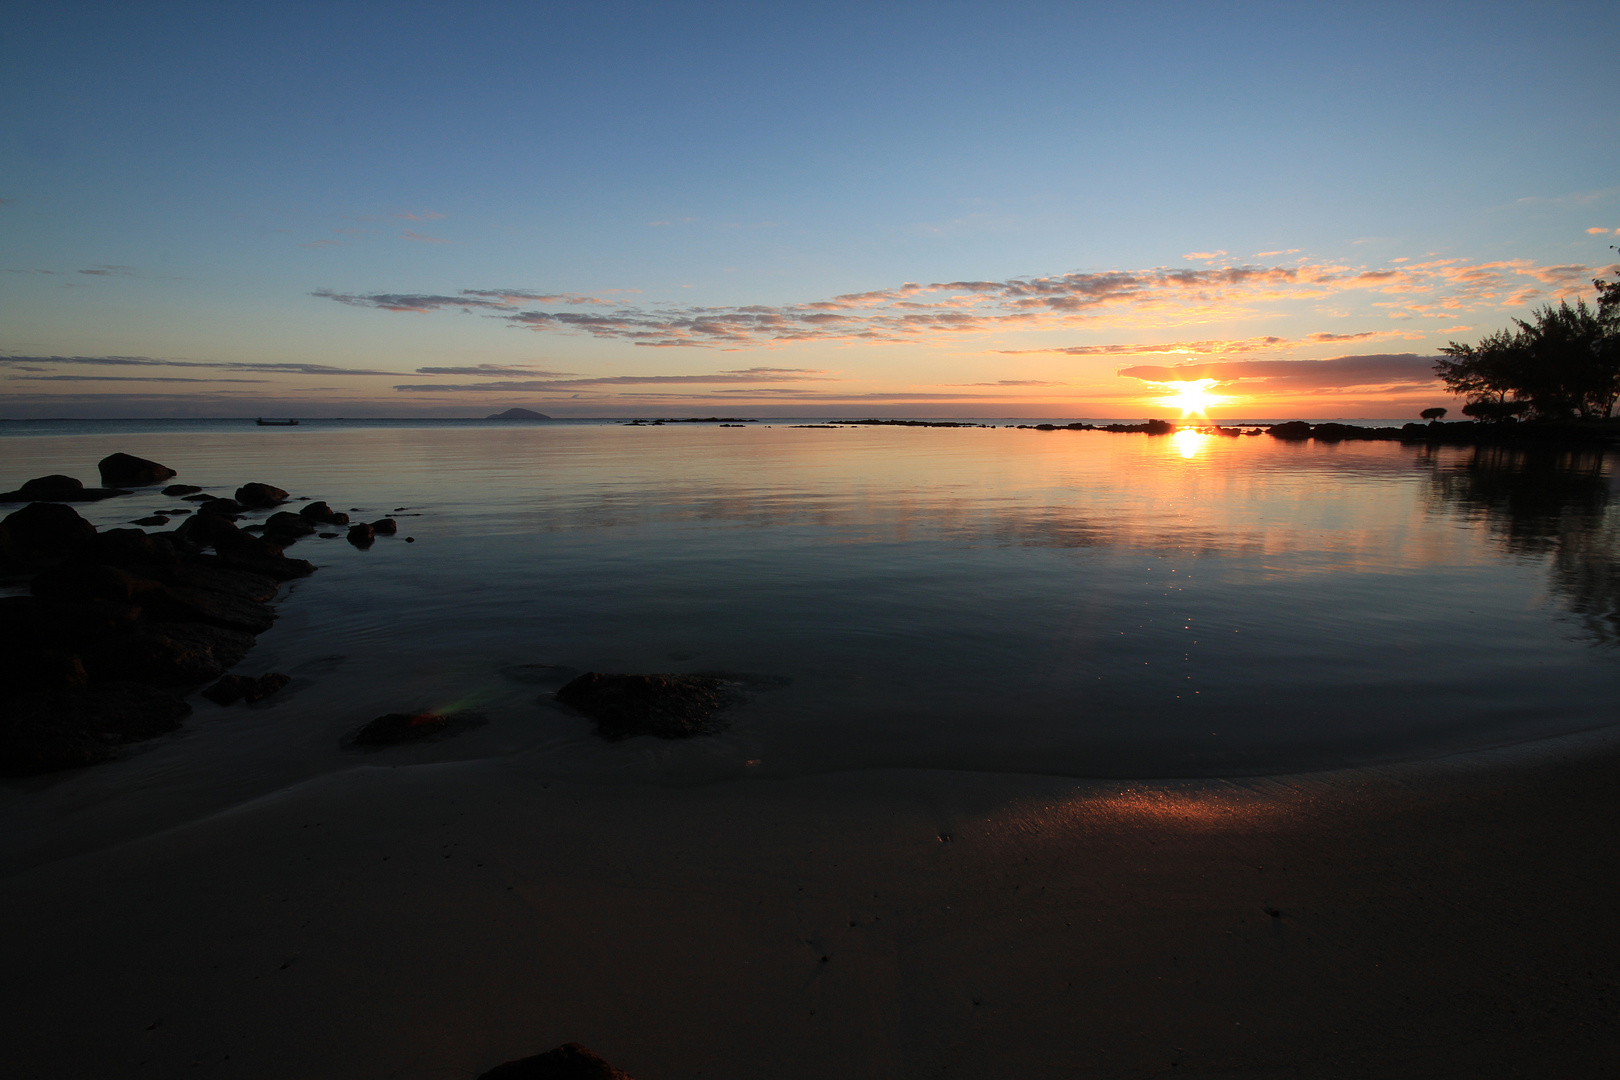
{"left": 1154, "top": 379, "right": 1229, "bottom": 418}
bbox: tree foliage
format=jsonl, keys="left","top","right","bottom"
{"left": 1435, "top": 280, "right": 1620, "bottom": 421}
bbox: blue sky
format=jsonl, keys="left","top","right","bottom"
{"left": 3, "top": 1, "right": 1617, "bottom": 417}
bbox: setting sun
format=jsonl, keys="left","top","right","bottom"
{"left": 1155, "top": 379, "right": 1227, "bottom": 417}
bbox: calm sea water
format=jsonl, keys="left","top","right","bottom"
{"left": 2, "top": 420, "right": 1616, "bottom": 864}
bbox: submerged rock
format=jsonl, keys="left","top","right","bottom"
{"left": 346, "top": 522, "right": 375, "bottom": 547}
{"left": 370, "top": 517, "right": 397, "bottom": 535}
{"left": 98, "top": 453, "right": 176, "bottom": 487}
{"left": 202, "top": 672, "right": 289, "bottom": 705}
{"left": 554, "top": 672, "right": 731, "bottom": 740}
{"left": 348, "top": 709, "right": 485, "bottom": 747}
{"left": 476, "top": 1043, "right": 634, "bottom": 1080}
{"left": 162, "top": 484, "right": 202, "bottom": 496}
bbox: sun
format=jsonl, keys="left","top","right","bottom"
{"left": 1156, "top": 379, "right": 1226, "bottom": 418}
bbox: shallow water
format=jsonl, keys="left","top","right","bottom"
{"left": 2, "top": 421, "right": 1616, "bottom": 866}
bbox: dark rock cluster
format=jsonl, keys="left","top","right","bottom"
{"left": 0, "top": 453, "right": 409, "bottom": 775}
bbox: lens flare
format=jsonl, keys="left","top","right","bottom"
{"left": 1155, "top": 379, "right": 1226, "bottom": 418}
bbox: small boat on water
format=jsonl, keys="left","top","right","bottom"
{"left": 255, "top": 418, "right": 300, "bottom": 426}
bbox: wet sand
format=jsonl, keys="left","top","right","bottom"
{"left": 4, "top": 735, "right": 1619, "bottom": 1079}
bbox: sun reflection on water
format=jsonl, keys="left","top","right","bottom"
{"left": 1171, "top": 428, "right": 1210, "bottom": 459}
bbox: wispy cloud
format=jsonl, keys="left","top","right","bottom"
{"left": 396, "top": 367, "right": 832, "bottom": 393}
{"left": 413, "top": 364, "right": 577, "bottom": 377}
{"left": 1003, "top": 329, "right": 1421, "bottom": 358}
{"left": 1182, "top": 250, "right": 1228, "bottom": 261}
{"left": 401, "top": 230, "right": 449, "bottom": 244}
{"left": 318, "top": 257, "right": 1616, "bottom": 349}
{"left": 10, "top": 374, "right": 270, "bottom": 383}
{"left": 0, "top": 354, "right": 409, "bottom": 377}
{"left": 77, "top": 265, "right": 137, "bottom": 276}
{"left": 398, "top": 211, "right": 444, "bottom": 221}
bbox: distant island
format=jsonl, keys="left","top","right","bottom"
{"left": 485, "top": 408, "right": 551, "bottom": 420}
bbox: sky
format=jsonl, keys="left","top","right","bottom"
{"left": 2, "top": 1, "right": 1618, "bottom": 419}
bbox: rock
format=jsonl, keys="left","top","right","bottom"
{"left": 348, "top": 709, "right": 485, "bottom": 747}
{"left": 196, "top": 497, "right": 246, "bottom": 517}
{"left": 0, "top": 503, "right": 98, "bottom": 567}
{"left": 234, "top": 483, "right": 289, "bottom": 508}
{"left": 131, "top": 516, "right": 169, "bottom": 526}
{"left": 299, "top": 501, "right": 349, "bottom": 525}
{"left": 162, "top": 484, "right": 202, "bottom": 496}
{"left": 0, "top": 649, "right": 89, "bottom": 697}
{"left": 92, "top": 528, "right": 183, "bottom": 569}
{"left": 90, "top": 622, "right": 256, "bottom": 685}
{"left": 0, "top": 682, "right": 190, "bottom": 775}
{"left": 1268, "top": 421, "right": 1314, "bottom": 440}
{"left": 485, "top": 408, "right": 552, "bottom": 421}
{"left": 370, "top": 517, "right": 397, "bottom": 535}
{"left": 347, "top": 523, "right": 375, "bottom": 547}
{"left": 264, "top": 511, "right": 315, "bottom": 535}
{"left": 31, "top": 563, "right": 164, "bottom": 604}
{"left": 142, "top": 584, "right": 276, "bottom": 635}
{"left": 98, "top": 453, "right": 176, "bottom": 487}
{"left": 182, "top": 493, "right": 217, "bottom": 502}
{"left": 202, "top": 672, "right": 289, "bottom": 706}
{"left": 214, "top": 552, "right": 315, "bottom": 581}
{"left": 162, "top": 558, "right": 280, "bottom": 602}
{"left": 554, "top": 672, "right": 730, "bottom": 740}
{"left": 0, "top": 596, "right": 144, "bottom": 653}
{"left": 0, "top": 474, "right": 130, "bottom": 502}
{"left": 476, "top": 1043, "right": 634, "bottom": 1080}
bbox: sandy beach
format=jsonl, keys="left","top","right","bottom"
{"left": 5, "top": 729, "right": 1618, "bottom": 1079}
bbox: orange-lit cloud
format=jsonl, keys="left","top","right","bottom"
{"left": 1117, "top": 353, "right": 1438, "bottom": 393}
{"left": 393, "top": 366, "right": 833, "bottom": 392}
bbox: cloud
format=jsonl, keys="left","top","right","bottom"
{"left": 401, "top": 230, "right": 448, "bottom": 244}
{"left": 0, "top": 354, "right": 409, "bottom": 377}
{"left": 398, "top": 212, "right": 444, "bottom": 221}
{"left": 951, "top": 379, "right": 1064, "bottom": 386}
{"left": 1116, "top": 353, "right": 1439, "bottom": 392}
{"left": 395, "top": 368, "right": 832, "bottom": 392}
{"left": 317, "top": 257, "right": 1616, "bottom": 348}
{"left": 1254, "top": 249, "right": 1301, "bottom": 257}
{"left": 76, "top": 265, "right": 136, "bottom": 276}
{"left": 11, "top": 375, "right": 269, "bottom": 383}
{"left": 1182, "top": 251, "right": 1228, "bottom": 261}
{"left": 1004, "top": 330, "right": 1420, "bottom": 358}
{"left": 414, "top": 364, "right": 577, "bottom": 377}
{"left": 1587, "top": 227, "right": 1614, "bottom": 235}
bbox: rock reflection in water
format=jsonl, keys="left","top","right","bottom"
{"left": 1425, "top": 446, "right": 1620, "bottom": 644}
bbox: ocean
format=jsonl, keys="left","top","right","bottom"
{"left": 2, "top": 418, "right": 1616, "bottom": 867}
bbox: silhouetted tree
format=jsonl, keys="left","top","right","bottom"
{"left": 1420, "top": 407, "right": 1447, "bottom": 421}
{"left": 1436, "top": 285, "right": 1620, "bottom": 420}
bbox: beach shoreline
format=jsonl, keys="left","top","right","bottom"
{"left": 4, "top": 729, "right": 1617, "bottom": 1079}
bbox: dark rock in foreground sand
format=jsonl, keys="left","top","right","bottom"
{"left": 555, "top": 672, "right": 731, "bottom": 740}
{"left": 203, "top": 672, "right": 290, "bottom": 705}
{"left": 0, "top": 682, "right": 190, "bottom": 775}
{"left": 477, "top": 1043, "right": 634, "bottom": 1080}
{"left": 98, "top": 453, "right": 176, "bottom": 487}
{"left": 348, "top": 710, "right": 486, "bottom": 747}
